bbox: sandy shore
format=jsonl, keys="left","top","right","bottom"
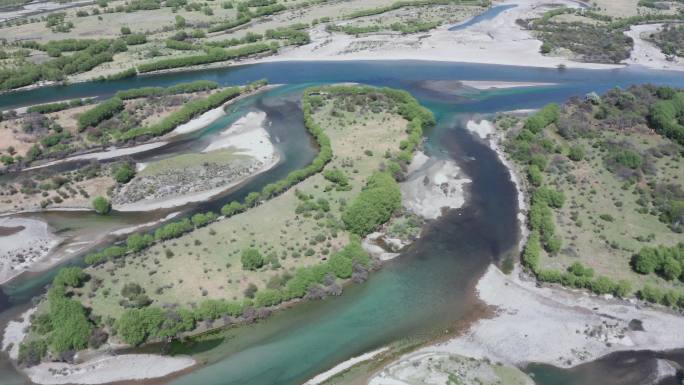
{"left": 25, "top": 354, "right": 195, "bottom": 385}
{"left": 304, "top": 347, "right": 389, "bottom": 385}
{"left": 0, "top": 217, "right": 61, "bottom": 285}
{"left": 430, "top": 264, "right": 684, "bottom": 367}
{"left": 256, "top": 0, "right": 619, "bottom": 70}
{"left": 172, "top": 106, "right": 226, "bottom": 135}
{"left": 623, "top": 24, "right": 684, "bottom": 72}
{"left": 202, "top": 111, "right": 275, "bottom": 163}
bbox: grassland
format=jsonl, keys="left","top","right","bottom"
{"left": 498, "top": 85, "right": 684, "bottom": 298}
{"left": 81, "top": 86, "right": 417, "bottom": 322}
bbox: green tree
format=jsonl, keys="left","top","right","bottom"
{"left": 53, "top": 267, "right": 87, "bottom": 287}
{"left": 241, "top": 248, "right": 264, "bottom": 270}
{"left": 114, "top": 163, "right": 136, "bottom": 184}
{"left": 92, "top": 196, "right": 111, "bottom": 215}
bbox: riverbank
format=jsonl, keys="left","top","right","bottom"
{"left": 25, "top": 354, "right": 196, "bottom": 385}
{"left": 253, "top": 0, "right": 620, "bottom": 71}
{"left": 0, "top": 216, "right": 61, "bottom": 285}
{"left": 436, "top": 264, "right": 684, "bottom": 367}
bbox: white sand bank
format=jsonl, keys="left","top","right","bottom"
{"left": 203, "top": 111, "right": 275, "bottom": 163}
{"left": 110, "top": 212, "right": 181, "bottom": 236}
{"left": 2, "top": 307, "right": 37, "bottom": 360}
{"left": 172, "top": 106, "right": 226, "bottom": 135}
{"left": 623, "top": 24, "right": 684, "bottom": 72}
{"left": 25, "top": 142, "right": 167, "bottom": 171}
{"left": 25, "top": 354, "right": 195, "bottom": 385}
{"left": 0, "top": 217, "right": 61, "bottom": 284}
{"left": 400, "top": 159, "right": 471, "bottom": 220}
{"left": 258, "top": 0, "right": 620, "bottom": 70}
{"left": 304, "top": 347, "right": 389, "bottom": 385}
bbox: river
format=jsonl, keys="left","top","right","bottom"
{"left": 1, "top": 61, "right": 684, "bottom": 385}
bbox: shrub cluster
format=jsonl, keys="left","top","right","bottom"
{"left": 77, "top": 97, "right": 124, "bottom": 131}
{"left": 114, "top": 80, "right": 218, "bottom": 100}
{"left": 342, "top": 172, "right": 402, "bottom": 236}
{"left": 27, "top": 98, "right": 89, "bottom": 114}
{"left": 137, "top": 42, "right": 276, "bottom": 73}
{"left": 632, "top": 242, "right": 684, "bottom": 281}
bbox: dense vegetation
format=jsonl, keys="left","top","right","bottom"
{"left": 136, "top": 42, "right": 277, "bottom": 73}
{"left": 510, "top": 85, "right": 684, "bottom": 304}
{"left": 530, "top": 7, "right": 684, "bottom": 64}
{"left": 0, "top": 39, "right": 127, "bottom": 91}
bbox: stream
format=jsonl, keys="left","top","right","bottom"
{"left": 1, "top": 61, "right": 684, "bottom": 385}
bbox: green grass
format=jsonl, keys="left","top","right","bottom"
{"left": 84, "top": 91, "right": 410, "bottom": 319}
{"left": 139, "top": 149, "right": 248, "bottom": 176}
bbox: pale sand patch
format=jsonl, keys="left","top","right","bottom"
{"left": 24, "top": 142, "right": 168, "bottom": 171}
{"left": 362, "top": 232, "right": 400, "bottom": 262}
{"left": 0, "top": 216, "right": 61, "bottom": 285}
{"left": 304, "top": 347, "right": 389, "bottom": 385}
{"left": 2, "top": 307, "right": 37, "bottom": 360}
{"left": 623, "top": 23, "right": 684, "bottom": 72}
{"left": 25, "top": 354, "right": 195, "bottom": 385}
{"left": 257, "top": 0, "right": 620, "bottom": 70}
{"left": 465, "top": 119, "right": 495, "bottom": 139}
{"left": 400, "top": 159, "right": 471, "bottom": 220}
{"left": 460, "top": 80, "right": 556, "bottom": 89}
{"left": 171, "top": 106, "right": 226, "bottom": 135}
{"left": 202, "top": 111, "right": 274, "bottom": 163}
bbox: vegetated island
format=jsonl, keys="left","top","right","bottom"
{"left": 3, "top": 84, "right": 460, "bottom": 385}
{"left": 0, "top": 79, "right": 270, "bottom": 213}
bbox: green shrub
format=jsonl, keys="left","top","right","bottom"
{"left": 241, "top": 248, "right": 264, "bottom": 270}
{"left": 77, "top": 97, "right": 124, "bottom": 131}
{"left": 114, "top": 163, "right": 136, "bottom": 183}
{"left": 92, "top": 196, "right": 111, "bottom": 215}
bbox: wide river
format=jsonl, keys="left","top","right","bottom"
{"left": 1, "top": 61, "right": 684, "bottom": 385}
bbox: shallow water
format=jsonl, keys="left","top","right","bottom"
{"left": 1, "top": 61, "right": 684, "bottom": 385}
{"left": 448, "top": 4, "right": 517, "bottom": 31}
